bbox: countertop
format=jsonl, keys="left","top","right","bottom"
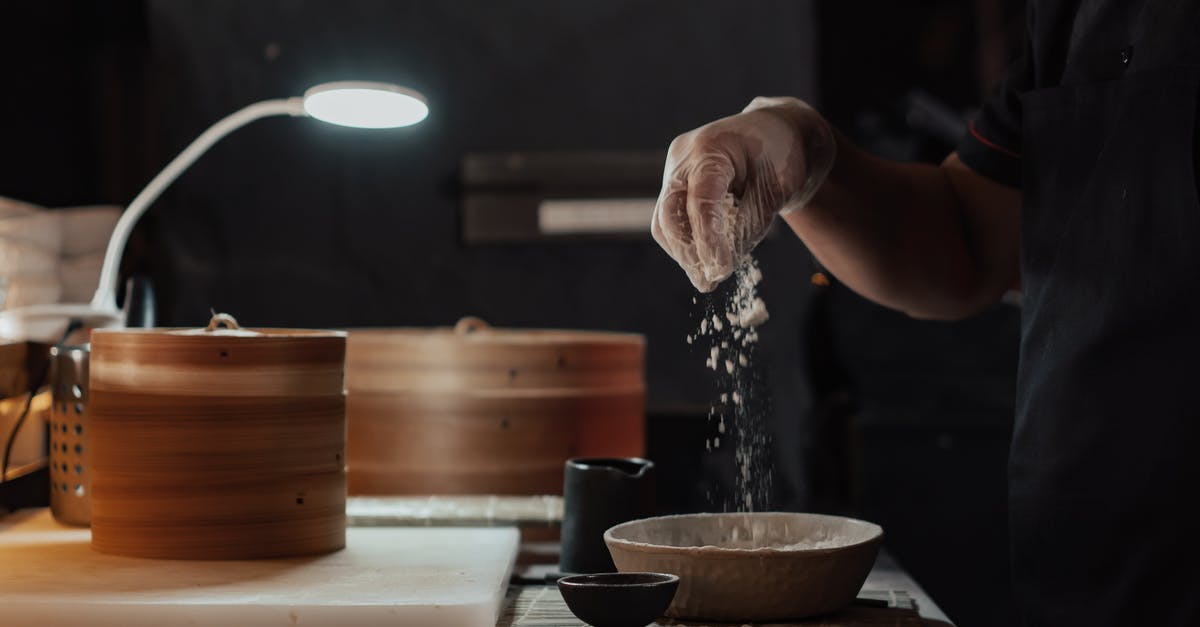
{"left": 0, "top": 501, "right": 953, "bottom": 626}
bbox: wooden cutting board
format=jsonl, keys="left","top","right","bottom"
{"left": 0, "top": 509, "right": 519, "bottom": 627}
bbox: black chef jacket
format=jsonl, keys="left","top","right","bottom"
{"left": 957, "top": 2, "right": 1200, "bottom": 626}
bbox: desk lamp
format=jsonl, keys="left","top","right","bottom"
{"left": 0, "top": 81, "right": 428, "bottom": 342}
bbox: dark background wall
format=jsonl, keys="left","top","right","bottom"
{"left": 2, "top": 0, "right": 824, "bottom": 507}
{"left": 0, "top": 2, "right": 1024, "bottom": 625}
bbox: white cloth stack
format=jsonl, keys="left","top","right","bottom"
{"left": 0, "top": 196, "right": 121, "bottom": 310}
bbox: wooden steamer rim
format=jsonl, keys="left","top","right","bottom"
{"left": 346, "top": 316, "right": 646, "bottom": 394}
{"left": 349, "top": 315, "right": 646, "bottom": 346}
{"left": 91, "top": 314, "right": 346, "bottom": 397}
{"left": 89, "top": 313, "right": 348, "bottom": 560}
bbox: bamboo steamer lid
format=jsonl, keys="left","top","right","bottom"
{"left": 89, "top": 313, "right": 347, "bottom": 560}
{"left": 346, "top": 317, "right": 645, "bottom": 495}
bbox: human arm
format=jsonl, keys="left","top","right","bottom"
{"left": 785, "top": 129, "right": 1019, "bottom": 319}
{"left": 651, "top": 97, "right": 1020, "bottom": 320}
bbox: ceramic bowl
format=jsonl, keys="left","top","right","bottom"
{"left": 604, "top": 512, "right": 883, "bottom": 621}
{"left": 557, "top": 572, "right": 679, "bottom": 627}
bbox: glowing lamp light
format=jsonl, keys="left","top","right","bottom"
{"left": 303, "top": 81, "right": 428, "bottom": 128}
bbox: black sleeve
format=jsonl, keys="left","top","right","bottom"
{"left": 955, "top": 32, "right": 1033, "bottom": 189}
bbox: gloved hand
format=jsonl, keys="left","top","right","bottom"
{"left": 651, "top": 97, "right": 836, "bottom": 292}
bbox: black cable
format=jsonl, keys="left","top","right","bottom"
{"left": 0, "top": 321, "right": 83, "bottom": 486}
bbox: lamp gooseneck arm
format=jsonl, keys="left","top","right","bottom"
{"left": 90, "top": 97, "right": 307, "bottom": 312}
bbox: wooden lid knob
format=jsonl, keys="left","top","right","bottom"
{"left": 453, "top": 316, "right": 491, "bottom": 336}
{"left": 206, "top": 312, "right": 241, "bottom": 331}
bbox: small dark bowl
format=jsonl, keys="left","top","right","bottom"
{"left": 557, "top": 572, "right": 680, "bottom": 627}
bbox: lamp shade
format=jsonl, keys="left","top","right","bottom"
{"left": 302, "top": 81, "right": 428, "bottom": 129}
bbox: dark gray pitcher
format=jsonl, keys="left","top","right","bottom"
{"left": 560, "top": 457, "right": 655, "bottom": 574}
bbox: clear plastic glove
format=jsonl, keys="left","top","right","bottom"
{"left": 651, "top": 97, "right": 836, "bottom": 292}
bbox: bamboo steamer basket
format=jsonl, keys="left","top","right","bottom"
{"left": 89, "top": 313, "right": 347, "bottom": 560}
{"left": 346, "top": 317, "right": 645, "bottom": 495}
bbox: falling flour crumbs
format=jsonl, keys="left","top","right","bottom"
{"left": 687, "top": 257, "right": 774, "bottom": 512}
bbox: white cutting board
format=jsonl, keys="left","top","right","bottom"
{"left": 0, "top": 509, "right": 519, "bottom": 627}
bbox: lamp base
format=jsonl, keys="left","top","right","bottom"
{"left": 0, "top": 304, "right": 122, "bottom": 343}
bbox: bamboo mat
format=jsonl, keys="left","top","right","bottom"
{"left": 347, "top": 495, "right": 562, "bottom": 527}
{"left": 497, "top": 585, "right": 925, "bottom": 627}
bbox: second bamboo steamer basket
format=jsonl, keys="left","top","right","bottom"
{"left": 346, "top": 317, "right": 645, "bottom": 495}
{"left": 88, "top": 314, "right": 347, "bottom": 560}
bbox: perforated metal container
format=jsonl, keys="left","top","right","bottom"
{"left": 48, "top": 344, "right": 90, "bottom": 526}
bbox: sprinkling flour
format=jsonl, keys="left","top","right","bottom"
{"left": 689, "top": 257, "right": 773, "bottom": 512}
